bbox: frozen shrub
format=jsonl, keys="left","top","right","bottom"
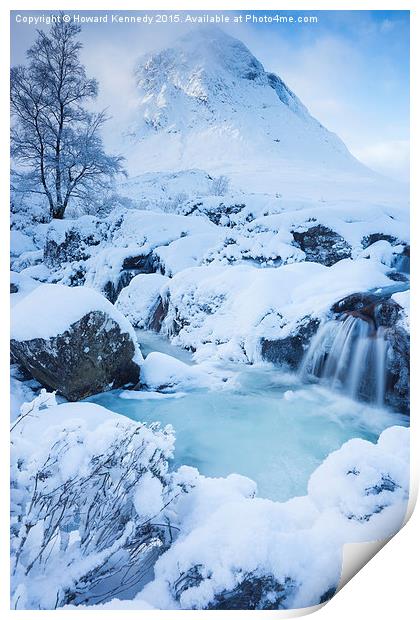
{"left": 210, "top": 175, "right": 230, "bottom": 196}
{"left": 10, "top": 398, "right": 191, "bottom": 609}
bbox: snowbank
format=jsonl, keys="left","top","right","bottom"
{"left": 10, "top": 230, "right": 37, "bottom": 257}
{"left": 251, "top": 202, "right": 408, "bottom": 252}
{"left": 10, "top": 271, "right": 40, "bottom": 307}
{"left": 154, "top": 231, "right": 222, "bottom": 276}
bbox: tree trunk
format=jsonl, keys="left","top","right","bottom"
{"left": 52, "top": 205, "right": 66, "bottom": 219}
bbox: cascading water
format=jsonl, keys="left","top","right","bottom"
{"left": 392, "top": 251, "right": 410, "bottom": 275}
{"left": 300, "top": 315, "right": 389, "bottom": 406}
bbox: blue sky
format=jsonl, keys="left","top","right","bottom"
{"left": 11, "top": 10, "right": 410, "bottom": 181}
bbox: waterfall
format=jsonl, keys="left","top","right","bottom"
{"left": 300, "top": 315, "right": 389, "bottom": 406}
{"left": 393, "top": 252, "right": 410, "bottom": 274}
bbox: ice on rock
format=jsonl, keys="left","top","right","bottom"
{"left": 11, "top": 284, "right": 143, "bottom": 400}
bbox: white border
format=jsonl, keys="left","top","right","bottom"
{"left": 1, "top": 2, "right": 417, "bottom": 619}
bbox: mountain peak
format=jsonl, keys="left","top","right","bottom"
{"left": 135, "top": 27, "right": 308, "bottom": 120}
{"left": 129, "top": 28, "right": 364, "bottom": 184}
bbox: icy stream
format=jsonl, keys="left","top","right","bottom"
{"left": 87, "top": 330, "right": 408, "bottom": 502}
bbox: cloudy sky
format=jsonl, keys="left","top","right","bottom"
{"left": 11, "top": 10, "right": 410, "bottom": 182}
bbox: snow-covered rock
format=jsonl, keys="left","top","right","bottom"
{"left": 140, "top": 352, "right": 225, "bottom": 391}
{"left": 158, "top": 259, "right": 394, "bottom": 363}
{"left": 250, "top": 202, "right": 409, "bottom": 258}
{"left": 154, "top": 231, "right": 222, "bottom": 276}
{"left": 44, "top": 216, "right": 104, "bottom": 268}
{"left": 291, "top": 224, "right": 352, "bottom": 266}
{"left": 116, "top": 273, "right": 170, "bottom": 329}
{"left": 78, "top": 209, "right": 218, "bottom": 300}
{"left": 137, "top": 426, "right": 409, "bottom": 610}
{"left": 11, "top": 284, "right": 142, "bottom": 400}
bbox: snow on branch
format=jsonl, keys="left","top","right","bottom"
{"left": 10, "top": 400, "right": 192, "bottom": 609}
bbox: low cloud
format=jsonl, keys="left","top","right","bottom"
{"left": 352, "top": 140, "right": 410, "bottom": 182}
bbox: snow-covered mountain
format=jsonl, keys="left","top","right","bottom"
{"left": 122, "top": 27, "right": 404, "bottom": 203}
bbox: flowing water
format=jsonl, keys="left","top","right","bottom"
{"left": 300, "top": 316, "right": 389, "bottom": 406}
{"left": 88, "top": 330, "right": 408, "bottom": 502}
{"left": 300, "top": 280, "right": 410, "bottom": 406}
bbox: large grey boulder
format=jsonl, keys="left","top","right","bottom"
{"left": 11, "top": 284, "right": 141, "bottom": 401}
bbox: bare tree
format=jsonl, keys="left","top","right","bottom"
{"left": 10, "top": 16, "right": 124, "bottom": 220}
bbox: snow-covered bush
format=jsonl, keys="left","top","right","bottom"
{"left": 210, "top": 175, "right": 230, "bottom": 196}
{"left": 10, "top": 399, "right": 191, "bottom": 609}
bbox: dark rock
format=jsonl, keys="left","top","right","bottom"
{"left": 319, "top": 587, "right": 336, "bottom": 604}
{"left": 103, "top": 252, "right": 162, "bottom": 303}
{"left": 331, "top": 292, "right": 379, "bottom": 315}
{"left": 182, "top": 201, "right": 246, "bottom": 227}
{"left": 10, "top": 282, "right": 18, "bottom": 294}
{"left": 122, "top": 253, "right": 160, "bottom": 273}
{"left": 332, "top": 293, "right": 403, "bottom": 330}
{"left": 148, "top": 295, "right": 169, "bottom": 332}
{"left": 261, "top": 317, "right": 320, "bottom": 368}
{"left": 103, "top": 270, "right": 139, "bottom": 303}
{"left": 173, "top": 565, "right": 293, "bottom": 610}
{"left": 11, "top": 311, "right": 140, "bottom": 401}
{"left": 361, "top": 233, "right": 399, "bottom": 249}
{"left": 387, "top": 271, "right": 409, "bottom": 283}
{"left": 374, "top": 299, "right": 402, "bottom": 328}
{"left": 292, "top": 225, "right": 352, "bottom": 266}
